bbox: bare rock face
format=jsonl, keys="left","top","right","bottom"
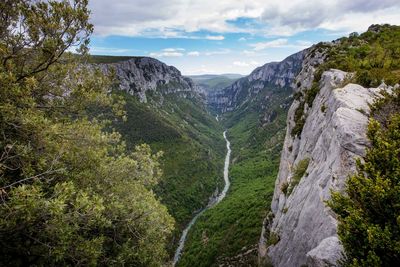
{"left": 306, "top": 236, "right": 342, "bottom": 267}
{"left": 207, "top": 51, "right": 305, "bottom": 113}
{"left": 262, "top": 67, "right": 391, "bottom": 267}
{"left": 99, "top": 57, "right": 202, "bottom": 103}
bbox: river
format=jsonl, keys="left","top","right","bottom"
{"left": 173, "top": 130, "right": 231, "bottom": 265}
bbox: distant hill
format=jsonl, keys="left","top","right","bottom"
{"left": 88, "top": 54, "right": 135, "bottom": 64}
{"left": 188, "top": 74, "right": 245, "bottom": 92}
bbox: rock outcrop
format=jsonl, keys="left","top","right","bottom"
{"left": 99, "top": 57, "right": 203, "bottom": 103}
{"left": 207, "top": 51, "right": 305, "bottom": 113}
{"left": 260, "top": 64, "right": 392, "bottom": 266}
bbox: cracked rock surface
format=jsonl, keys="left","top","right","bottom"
{"left": 264, "top": 68, "right": 390, "bottom": 267}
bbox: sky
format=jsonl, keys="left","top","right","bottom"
{"left": 87, "top": 0, "right": 400, "bottom": 75}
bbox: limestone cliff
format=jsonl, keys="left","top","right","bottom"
{"left": 260, "top": 53, "right": 393, "bottom": 266}
{"left": 207, "top": 51, "right": 304, "bottom": 113}
{"left": 99, "top": 57, "right": 203, "bottom": 103}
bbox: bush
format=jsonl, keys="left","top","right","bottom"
{"left": 267, "top": 232, "right": 280, "bottom": 246}
{"left": 321, "top": 104, "right": 327, "bottom": 113}
{"left": 281, "top": 181, "right": 289, "bottom": 195}
{"left": 291, "top": 101, "right": 306, "bottom": 137}
{"left": 328, "top": 111, "right": 400, "bottom": 265}
{"left": 287, "top": 158, "right": 310, "bottom": 195}
{"left": 305, "top": 83, "right": 320, "bottom": 107}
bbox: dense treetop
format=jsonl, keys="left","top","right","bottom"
{"left": 0, "top": 1, "right": 173, "bottom": 266}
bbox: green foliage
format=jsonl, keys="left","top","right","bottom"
{"left": 178, "top": 83, "right": 291, "bottom": 266}
{"left": 305, "top": 83, "right": 320, "bottom": 107}
{"left": 321, "top": 104, "right": 327, "bottom": 113}
{"left": 291, "top": 100, "right": 306, "bottom": 137}
{"left": 328, "top": 91, "right": 400, "bottom": 266}
{"left": 281, "top": 181, "right": 289, "bottom": 195}
{"left": 266, "top": 232, "right": 280, "bottom": 246}
{"left": 0, "top": 1, "right": 174, "bottom": 266}
{"left": 370, "top": 88, "right": 400, "bottom": 127}
{"left": 89, "top": 55, "right": 135, "bottom": 64}
{"left": 292, "top": 24, "right": 400, "bottom": 138}
{"left": 292, "top": 158, "right": 310, "bottom": 184}
{"left": 322, "top": 24, "right": 400, "bottom": 87}
{"left": 287, "top": 158, "right": 310, "bottom": 196}
{"left": 178, "top": 154, "right": 278, "bottom": 267}
{"left": 110, "top": 90, "right": 225, "bottom": 254}
{"left": 283, "top": 207, "right": 289, "bottom": 214}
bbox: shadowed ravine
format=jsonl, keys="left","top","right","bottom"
{"left": 173, "top": 130, "right": 231, "bottom": 265}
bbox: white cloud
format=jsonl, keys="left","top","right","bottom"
{"left": 249, "top": 38, "right": 288, "bottom": 51}
{"left": 89, "top": 46, "right": 138, "bottom": 54}
{"left": 89, "top": 0, "right": 400, "bottom": 38}
{"left": 149, "top": 51, "right": 184, "bottom": 57}
{"left": 89, "top": 0, "right": 263, "bottom": 37}
{"left": 206, "top": 35, "right": 225, "bottom": 40}
{"left": 204, "top": 49, "right": 231, "bottom": 56}
{"left": 242, "top": 50, "right": 255, "bottom": 55}
{"left": 261, "top": 0, "right": 400, "bottom": 35}
{"left": 233, "top": 60, "right": 259, "bottom": 67}
{"left": 149, "top": 48, "right": 186, "bottom": 57}
{"left": 187, "top": 51, "right": 200, "bottom": 56}
{"left": 163, "top": 48, "right": 185, "bottom": 52}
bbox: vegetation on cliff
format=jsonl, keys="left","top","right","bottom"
{"left": 328, "top": 88, "right": 400, "bottom": 266}
{"left": 292, "top": 24, "right": 400, "bottom": 138}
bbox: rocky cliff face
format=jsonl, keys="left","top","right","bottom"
{"left": 99, "top": 57, "right": 203, "bottom": 103}
{"left": 259, "top": 47, "right": 393, "bottom": 266}
{"left": 207, "top": 51, "right": 305, "bottom": 113}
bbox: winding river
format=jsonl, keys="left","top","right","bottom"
{"left": 173, "top": 130, "right": 231, "bottom": 265}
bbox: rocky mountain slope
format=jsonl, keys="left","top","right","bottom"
{"left": 178, "top": 49, "right": 306, "bottom": 266}
{"left": 91, "top": 55, "right": 225, "bottom": 256}
{"left": 189, "top": 74, "right": 242, "bottom": 97}
{"left": 90, "top": 25, "right": 400, "bottom": 266}
{"left": 207, "top": 51, "right": 304, "bottom": 113}
{"left": 98, "top": 56, "right": 204, "bottom": 102}
{"left": 259, "top": 32, "right": 397, "bottom": 266}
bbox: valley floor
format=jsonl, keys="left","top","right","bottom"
{"left": 174, "top": 131, "right": 232, "bottom": 265}
{"left": 176, "top": 104, "right": 288, "bottom": 266}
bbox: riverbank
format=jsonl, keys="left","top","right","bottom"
{"left": 173, "top": 131, "right": 232, "bottom": 265}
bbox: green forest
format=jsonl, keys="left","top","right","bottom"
{"left": 1, "top": 1, "right": 400, "bottom": 267}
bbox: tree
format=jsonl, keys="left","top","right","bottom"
{"left": 0, "top": 1, "right": 174, "bottom": 266}
{"left": 328, "top": 91, "right": 400, "bottom": 266}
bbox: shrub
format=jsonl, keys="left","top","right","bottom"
{"left": 267, "top": 232, "right": 280, "bottom": 246}
{"left": 292, "top": 158, "right": 310, "bottom": 183}
{"left": 281, "top": 181, "right": 289, "bottom": 195}
{"left": 287, "top": 158, "right": 310, "bottom": 195}
{"left": 321, "top": 104, "right": 327, "bottom": 113}
{"left": 328, "top": 94, "right": 400, "bottom": 266}
{"left": 291, "top": 101, "right": 306, "bottom": 137}
{"left": 305, "top": 83, "right": 320, "bottom": 107}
